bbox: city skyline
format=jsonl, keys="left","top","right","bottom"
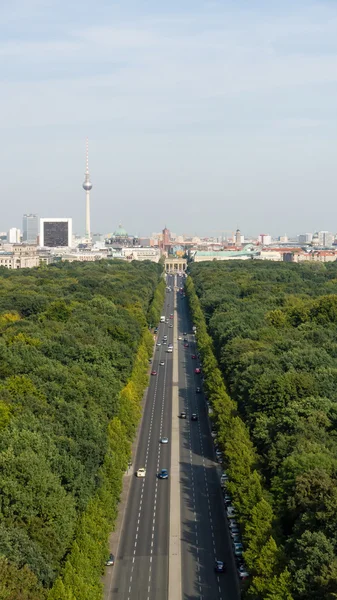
{"left": 2, "top": 1, "right": 337, "bottom": 235}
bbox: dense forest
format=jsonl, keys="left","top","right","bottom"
{"left": 0, "top": 260, "right": 164, "bottom": 600}
{"left": 188, "top": 260, "right": 337, "bottom": 600}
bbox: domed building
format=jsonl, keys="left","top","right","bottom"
{"left": 106, "top": 224, "right": 138, "bottom": 248}
{"left": 113, "top": 224, "right": 128, "bottom": 239}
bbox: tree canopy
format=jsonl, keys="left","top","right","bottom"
{"left": 188, "top": 260, "right": 337, "bottom": 599}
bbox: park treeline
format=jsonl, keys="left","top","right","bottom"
{"left": 187, "top": 260, "right": 337, "bottom": 600}
{"left": 0, "top": 260, "right": 165, "bottom": 600}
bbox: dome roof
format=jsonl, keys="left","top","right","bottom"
{"left": 113, "top": 224, "right": 128, "bottom": 237}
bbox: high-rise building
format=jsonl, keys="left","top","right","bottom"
{"left": 82, "top": 138, "right": 92, "bottom": 241}
{"left": 22, "top": 214, "right": 39, "bottom": 243}
{"left": 298, "top": 233, "right": 313, "bottom": 244}
{"left": 318, "top": 231, "right": 333, "bottom": 247}
{"left": 40, "top": 218, "right": 72, "bottom": 247}
{"left": 258, "top": 234, "right": 272, "bottom": 245}
{"left": 7, "top": 228, "right": 21, "bottom": 243}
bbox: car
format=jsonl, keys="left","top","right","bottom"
{"left": 234, "top": 543, "right": 244, "bottom": 557}
{"left": 191, "top": 354, "right": 197, "bottom": 359}
{"left": 170, "top": 315, "right": 173, "bottom": 319}
{"left": 156, "top": 342, "right": 161, "bottom": 346}
{"left": 151, "top": 370, "right": 157, "bottom": 376}
{"left": 223, "top": 494, "right": 232, "bottom": 505}
{"left": 163, "top": 340, "right": 167, "bottom": 344}
{"left": 158, "top": 468, "right": 169, "bottom": 479}
{"left": 167, "top": 348, "right": 173, "bottom": 353}
{"left": 160, "top": 360, "right": 165, "bottom": 366}
{"left": 191, "top": 413, "right": 198, "bottom": 421}
{"left": 163, "top": 335, "right": 168, "bottom": 340}
{"left": 238, "top": 564, "right": 250, "bottom": 581}
{"left": 229, "top": 519, "right": 238, "bottom": 530}
{"left": 105, "top": 553, "right": 115, "bottom": 566}
{"left": 180, "top": 412, "right": 187, "bottom": 419}
{"left": 211, "top": 430, "right": 217, "bottom": 438}
{"left": 221, "top": 472, "right": 229, "bottom": 482}
{"left": 226, "top": 505, "right": 236, "bottom": 518}
{"left": 196, "top": 387, "right": 201, "bottom": 393}
{"left": 183, "top": 332, "right": 187, "bottom": 335}
{"left": 178, "top": 336, "right": 182, "bottom": 340}
{"left": 214, "top": 560, "right": 226, "bottom": 573}
{"left": 160, "top": 437, "right": 169, "bottom": 444}
{"left": 154, "top": 328, "right": 158, "bottom": 333}
{"left": 136, "top": 468, "right": 146, "bottom": 477}
{"left": 215, "top": 449, "right": 222, "bottom": 456}
{"left": 230, "top": 526, "right": 240, "bottom": 538}
{"left": 184, "top": 343, "right": 189, "bottom": 348}
{"left": 194, "top": 367, "right": 201, "bottom": 374}
{"left": 232, "top": 534, "right": 241, "bottom": 545}
{"left": 169, "top": 324, "right": 173, "bottom": 328}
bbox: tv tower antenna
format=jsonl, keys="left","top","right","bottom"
{"left": 82, "top": 138, "right": 92, "bottom": 241}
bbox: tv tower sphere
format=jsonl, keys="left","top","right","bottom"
{"left": 82, "top": 139, "right": 92, "bottom": 240}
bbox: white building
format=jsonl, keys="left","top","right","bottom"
{"left": 0, "top": 244, "right": 40, "bottom": 269}
{"left": 318, "top": 231, "right": 333, "bottom": 247}
{"left": 7, "top": 228, "right": 21, "bottom": 243}
{"left": 108, "top": 246, "right": 161, "bottom": 263}
{"left": 258, "top": 234, "right": 272, "bottom": 245}
{"left": 40, "top": 218, "right": 72, "bottom": 248}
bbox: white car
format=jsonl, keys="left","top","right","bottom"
{"left": 227, "top": 506, "right": 236, "bottom": 518}
{"left": 156, "top": 342, "right": 161, "bottom": 347}
{"left": 160, "top": 437, "right": 169, "bottom": 444}
{"left": 136, "top": 468, "right": 146, "bottom": 478}
{"left": 160, "top": 361, "right": 165, "bottom": 366}
{"left": 178, "top": 336, "right": 182, "bottom": 340}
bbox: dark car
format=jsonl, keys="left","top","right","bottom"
{"left": 158, "top": 468, "right": 169, "bottom": 479}
{"left": 214, "top": 560, "right": 226, "bottom": 573}
{"left": 191, "top": 413, "right": 198, "bottom": 421}
{"left": 196, "top": 387, "right": 201, "bottom": 393}
{"left": 106, "top": 553, "right": 115, "bottom": 566}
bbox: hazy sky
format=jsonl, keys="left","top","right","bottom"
{"left": 2, "top": 0, "right": 337, "bottom": 237}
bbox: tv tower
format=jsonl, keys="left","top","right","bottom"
{"left": 82, "top": 138, "right": 92, "bottom": 241}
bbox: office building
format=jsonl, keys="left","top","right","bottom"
{"left": 258, "top": 234, "right": 272, "bottom": 245}
{"left": 23, "top": 214, "right": 39, "bottom": 243}
{"left": 318, "top": 231, "right": 333, "bottom": 247}
{"left": 7, "top": 228, "right": 21, "bottom": 243}
{"left": 298, "top": 233, "right": 313, "bottom": 244}
{"left": 40, "top": 218, "right": 72, "bottom": 248}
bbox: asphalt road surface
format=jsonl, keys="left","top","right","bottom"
{"left": 177, "top": 274, "right": 240, "bottom": 600}
{"left": 108, "top": 274, "right": 175, "bottom": 600}
{"left": 107, "top": 273, "right": 240, "bottom": 600}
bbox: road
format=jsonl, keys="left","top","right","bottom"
{"left": 108, "top": 274, "right": 175, "bottom": 600}
{"left": 106, "top": 273, "right": 240, "bottom": 600}
{"left": 177, "top": 274, "right": 240, "bottom": 600}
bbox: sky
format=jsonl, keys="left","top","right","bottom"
{"left": 2, "top": 0, "right": 337, "bottom": 238}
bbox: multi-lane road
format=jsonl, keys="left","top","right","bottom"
{"left": 105, "top": 274, "right": 240, "bottom": 600}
